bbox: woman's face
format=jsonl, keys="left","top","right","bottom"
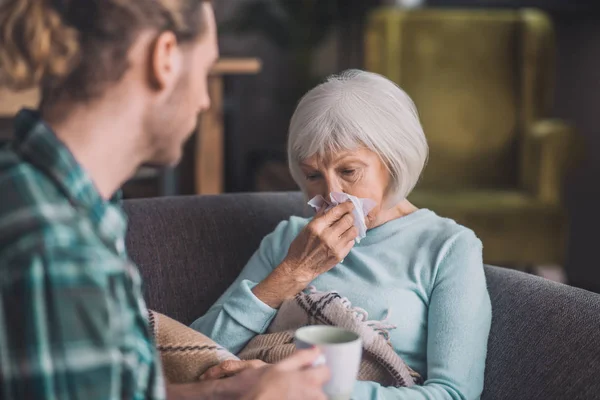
{"left": 300, "top": 148, "right": 391, "bottom": 227}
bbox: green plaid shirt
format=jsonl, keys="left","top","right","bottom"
{"left": 0, "top": 110, "right": 165, "bottom": 400}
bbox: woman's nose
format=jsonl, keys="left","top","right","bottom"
{"left": 324, "top": 177, "right": 343, "bottom": 194}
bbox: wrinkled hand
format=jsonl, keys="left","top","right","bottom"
{"left": 285, "top": 201, "right": 358, "bottom": 284}
{"left": 200, "top": 360, "right": 268, "bottom": 380}
{"left": 252, "top": 201, "right": 358, "bottom": 308}
{"left": 234, "top": 348, "right": 329, "bottom": 400}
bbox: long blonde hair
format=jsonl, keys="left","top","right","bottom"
{"left": 0, "top": 0, "right": 210, "bottom": 100}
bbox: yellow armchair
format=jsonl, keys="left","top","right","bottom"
{"left": 365, "top": 8, "right": 574, "bottom": 266}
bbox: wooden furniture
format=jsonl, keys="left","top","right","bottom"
{"left": 196, "top": 58, "right": 261, "bottom": 195}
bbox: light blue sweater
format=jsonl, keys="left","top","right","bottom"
{"left": 191, "top": 209, "right": 492, "bottom": 399}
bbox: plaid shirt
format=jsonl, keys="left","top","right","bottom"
{"left": 0, "top": 110, "right": 165, "bottom": 400}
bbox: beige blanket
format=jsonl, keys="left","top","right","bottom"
{"left": 150, "top": 288, "right": 422, "bottom": 387}
{"left": 148, "top": 310, "right": 238, "bottom": 383}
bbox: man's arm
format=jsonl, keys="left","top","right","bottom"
{"left": 0, "top": 238, "right": 159, "bottom": 400}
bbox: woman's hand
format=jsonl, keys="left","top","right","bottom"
{"left": 253, "top": 201, "right": 358, "bottom": 308}
{"left": 285, "top": 201, "right": 358, "bottom": 281}
{"left": 200, "top": 360, "right": 268, "bottom": 380}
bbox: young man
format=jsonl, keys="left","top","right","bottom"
{"left": 0, "top": 1, "right": 328, "bottom": 399}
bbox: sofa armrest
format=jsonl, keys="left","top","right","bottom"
{"left": 483, "top": 265, "right": 600, "bottom": 399}
{"left": 521, "top": 119, "right": 575, "bottom": 204}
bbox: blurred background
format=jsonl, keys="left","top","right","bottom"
{"left": 1, "top": 0, "right": 599, "bottom": 290}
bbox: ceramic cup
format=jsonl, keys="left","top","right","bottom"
{"left": 295, "top": 325, "right": 362, "bottom": 400}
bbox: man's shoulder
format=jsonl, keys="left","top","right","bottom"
{"left": 0, "top": 149, "right": 82, "bottom": 254}
{"left": 0, "top": 144, "right": 20, "bottom": 169}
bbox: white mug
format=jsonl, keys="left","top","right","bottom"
{"left": 295, "top": 325, "right": 362, "bottom": 400}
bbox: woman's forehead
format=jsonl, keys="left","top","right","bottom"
{"left": 300, "top": 148, "right": 376, "bottom": 167}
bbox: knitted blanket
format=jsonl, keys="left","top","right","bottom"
{"left": 149, "top": 289, "right": 422, "bottom": 387}
{"left": 148, "top": 310, "right": 239, "bottom": 383}
{"left": 239, "top": 288, "right": 423, "bottom": 387}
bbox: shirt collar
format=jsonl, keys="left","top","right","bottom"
{"left": 13, "top": 109, "right": 126, "bottom": 243}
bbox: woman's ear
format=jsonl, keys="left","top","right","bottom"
{"left": 148, "top": 31, "right": 182, "bottom": 91}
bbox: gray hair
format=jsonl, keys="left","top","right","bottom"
{"left": 287, "top": 69, "right": 428, "bottom": 205}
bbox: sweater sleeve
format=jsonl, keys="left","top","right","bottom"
{"left": 352, "top": 230, "right": 492, "bottom": 400}
{"left": 190, "top": 219, "right": 296, "bottom": 354}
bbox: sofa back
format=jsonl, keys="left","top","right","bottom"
{"left": 124, "top": 193, "right": 600, "bottom": 400}
{"left": 124, "top": 193, "right": 310, "bottom": 324}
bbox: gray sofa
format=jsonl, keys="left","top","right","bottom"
{"left": 124, "top": 193, "right": 600, "bottom": 400}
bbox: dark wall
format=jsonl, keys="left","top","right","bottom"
{"left": 552, "top": 11, "right": 600, "bottom": 291}
{"left": 213, "top": 0, "right": 293, "bottom": 191}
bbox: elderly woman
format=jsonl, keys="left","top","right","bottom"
{"left": 191, "top": 70, "right": 491, "bottom": 399}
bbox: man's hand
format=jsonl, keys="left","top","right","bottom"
{"left": 236, "top": 348, "right": 329, "bottom": 400}
{"left": 167, "top": 348, "right": 329, "bottom": 400}
{"left": 200, "top": 360, "right": 268, "bottom": 380}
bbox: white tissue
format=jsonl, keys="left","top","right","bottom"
{"left": 307, "top": 192, "right": 377, "bottom": 243}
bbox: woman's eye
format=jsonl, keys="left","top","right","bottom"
{"left": 306, "top": 173, "right": 321, "bottom": 181}
{"left": 342, "top": 169, "right": 356, "bottom": 176}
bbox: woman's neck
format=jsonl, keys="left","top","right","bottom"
{"left": 367, "top": 199, "right": 419, "bottom": 229}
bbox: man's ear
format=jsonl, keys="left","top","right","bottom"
{"left": 148, "top": 31, "right": 181, "bottom": 90}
